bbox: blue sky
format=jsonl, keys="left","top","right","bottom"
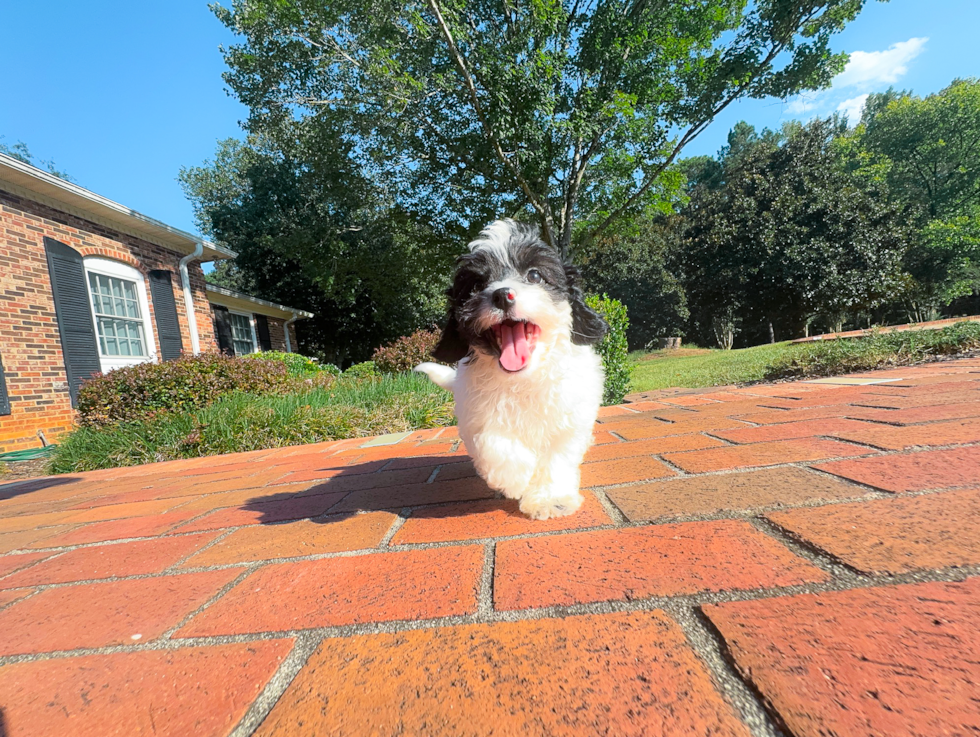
{"left": 1, "top": 0, "right": 978, "bottom": 238}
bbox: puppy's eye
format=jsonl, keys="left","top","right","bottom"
{"left": 526, "top": 269, "right": 543, "bottom": 284}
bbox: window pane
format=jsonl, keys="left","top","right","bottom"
{"left": 96, "top": 317, "right": 146, "bottom": 357}
{"left": 88, "top": 273, "right": 142, "bottom": 320}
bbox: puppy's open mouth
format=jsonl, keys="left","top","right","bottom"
{"left": 488, "top": 319, "right": 540, "bottom": 373}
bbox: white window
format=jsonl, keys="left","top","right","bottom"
{"left": 229, "top": 311, "right": 258, "bottom": 355}
{"left": 84, "top": 258, "right": 157, "bottom": 373}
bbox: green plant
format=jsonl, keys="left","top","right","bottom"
{"left": 765, "top": 322, "right": 980, "bottom": 379}
{"left": 318, "top": 362, "right": 342, "bottom": 377}
{"left": 50, "top": 372, "right": 455, "bottom": 473}
{"left": 76, "top": 353, "right": 289, "bottom": 428}
{"left": 586, "top": 294, "right": 633, "bottom": 405}
{"left": 344, "top": 361, "right": 378, "bottom": 378}
{"left": 372, "top": 329, "right": 441, "bottom": 374}
{"left": 246, "top": 351, "right": 322, "bottom": 376}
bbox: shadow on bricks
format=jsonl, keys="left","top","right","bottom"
{"left": 240, "top": 456, "right": 497, "bottom": 526}
{"left": 0, "top": 476, "right": 80, "bottom": 503}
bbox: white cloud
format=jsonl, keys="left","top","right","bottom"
{"left": 834, "top": 37, "right": 928, "bottom": 88}
{"left": 781, "top": 37, "right": 927, "bottom": 122}
{"left": 836, "top": 94, "right": 869, "bottom": 124}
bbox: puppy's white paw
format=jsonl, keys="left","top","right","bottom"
{"left": 519, "top": 492, "right": 584, "bottom": 521}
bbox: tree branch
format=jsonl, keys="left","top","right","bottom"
{"left": 426, "top": 0, "right": 557, "bottom": 247}
{"left": 586, "top": 41, "right": 787, "bottom": 243}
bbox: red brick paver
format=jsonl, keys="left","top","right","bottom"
{"left": 704, "top": 578, "right": 980, "bottom": 737}
{"left": 1, "top": 357, "right": 978, "bottom": 736}
{"left": 607, "top": 466, "right": 865, "bottom": 522}
{"left": 494, "top": 520, "right": 827, "bottom": 610}
{"left": 0, "top": 641, "right": 293, "bottom": 737}
{"left": 816, "top": 445, "right": 980, "bottom": 492}
{"left": 767, "top": 488, "right": 980, "bottom": 573}
{"left": 0, "top": 569, "right": 242, "bottom": 655}
{"left": 177, "top": 546, "right": 483, "bottom": 636}
{"left": 254, "top": 612, "right": 750, "bottom": 737}
{"left": 663, "top": 437, "right": 873, "bottom": 473}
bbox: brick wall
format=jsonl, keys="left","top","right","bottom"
{"left": 267, "top": 318, "right": 299, "bottom": 352}
{"left": 0, "top": 190, "right": 219, "bottom": 452}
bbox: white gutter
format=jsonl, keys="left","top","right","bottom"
{"left": 284, "top": 312, "right": 299, "bottom": 352}
{"left": 178, "top": 241, "right": 204, "bottom": 355}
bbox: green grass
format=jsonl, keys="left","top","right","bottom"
{"left": 630, "top": 342, "right": 797, "bottom": 392}
{"left": 50, "top": 372, "right": 454, "bottom": 473}
{"left": 630, "top": 321, "right": 980, "bottom": 393}
{"left": 764, "top": 321, "right": 980, "bottom": 380}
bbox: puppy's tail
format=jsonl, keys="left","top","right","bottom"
{"left": 414, "top": 362, "right": 456, "bottom": 392}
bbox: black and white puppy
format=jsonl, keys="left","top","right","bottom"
{"left": 415, "top": 219, "right": 608, "bottom": 520}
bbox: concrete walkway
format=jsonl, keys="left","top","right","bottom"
{"left": 0, "top": 359, "right": 978, "bottom": 736}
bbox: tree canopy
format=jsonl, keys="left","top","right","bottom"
{"left": 853, "top": 78, "right": 980, "bottom": 317}
{"left": 180, "top": 137, "right": 456, "bottom": 364}
{"left": 213, "top": 0, "right": 876, "bottom": 256}
{"left": 680, "top": 118, "right": 909, "bottom": 345}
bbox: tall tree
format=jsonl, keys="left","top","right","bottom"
{"left": 180, "top": 137, "right": 456, "bottom": 364}
{"left": 861, "top": 79, "right": 980, "bottom": 221}
{"left": 213, "top": 0, "right": 877, "bottom": 257}
{"left": 680, "top": 118, "right": 909, "bottom": 345}
{"left": 580, "top": 213, "right": 689, "bottom": 349}
{"left": 856, "top": 79, "right": 980, "bottom": 318}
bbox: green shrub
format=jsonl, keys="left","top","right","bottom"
{"left": 372, "top": 329, "right": 441, "bottom": 374}
{"left": 344, "top": 360, "right": 378, "bottom": 378}
{"left": 318, "top": 362, "right": 342, "bottom": 376}
{"left": 765, "top": 322, "right": 980, "bottom": 380}
{"left": 76, "top": 353, "right": 289, "bottom": 428}
{"left": 586, "top": 294, "right": 633, "bottom": 405}
{"left": 246, "top": 351, "right": 322, "bottom": 376}
{"left": 50, "top": 373, "right": 455, "bottom": 472}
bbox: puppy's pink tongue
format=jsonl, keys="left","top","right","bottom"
{"left": 499, "top": 322, "right": 530, "bottom": 371}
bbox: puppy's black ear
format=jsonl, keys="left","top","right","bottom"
{"left": 431, "top": 314, "right": 470, "bottom": 363}
{"left": 564, "top": 264, "right": 609, "bottom": 346}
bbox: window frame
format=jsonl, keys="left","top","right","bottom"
{"left": 83, "top": 258, "right": 158, "bottom": 373}
{"left": 227, "top": 310, "right": 259, "bottom": 356}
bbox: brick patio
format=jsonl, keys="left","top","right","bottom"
{"left": 1, "top": 359, "right": 979, "bottom": 736}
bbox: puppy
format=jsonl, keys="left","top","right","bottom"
{"left": 415, "top": 219, "right": 608, "bottom": 520}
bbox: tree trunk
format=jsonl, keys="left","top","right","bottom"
{"left": 768, "top": 321, "right": 775, "bottom": 344}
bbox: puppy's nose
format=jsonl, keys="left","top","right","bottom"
{"left": 492, "top": 288, "right": 516, "bottom": 310}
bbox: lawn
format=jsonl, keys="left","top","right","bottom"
{"left": 630, "top": 321, "right": 980, "bottom": 393}
{"left": 630, "top": 342, "right": 797, "bottom": 392}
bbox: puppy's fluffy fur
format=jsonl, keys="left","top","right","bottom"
{"left": 416, "top": 220, "right": 608, "bottom": 520}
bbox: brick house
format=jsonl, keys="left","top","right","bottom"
{"left": 0, "top": 153, "right": 312, "bottom": 452}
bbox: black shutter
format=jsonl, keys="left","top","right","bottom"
{"left": 148, "top": 270, "right": 183, "bottom": 361}
{"left": 44, "top": 237, "right": 101, "bottom": 407}
{"left": 254, "top": 314, "right": 272, "bottom": 351}
{"left": 0, "top": 351, "right": 10, "bottom": 416}
{"left": 212, "top": 305, "right": 234, "bottom": 355}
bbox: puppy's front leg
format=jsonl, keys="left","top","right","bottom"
{"left": 518, "top": 446, "right": 587, "bottom": 521}
{"left": 469, "top": 433, "right": 536, "bottom": 500}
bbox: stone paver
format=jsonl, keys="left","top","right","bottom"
{"left": 1, "top": 357, "right": 978, "bottom": 735}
